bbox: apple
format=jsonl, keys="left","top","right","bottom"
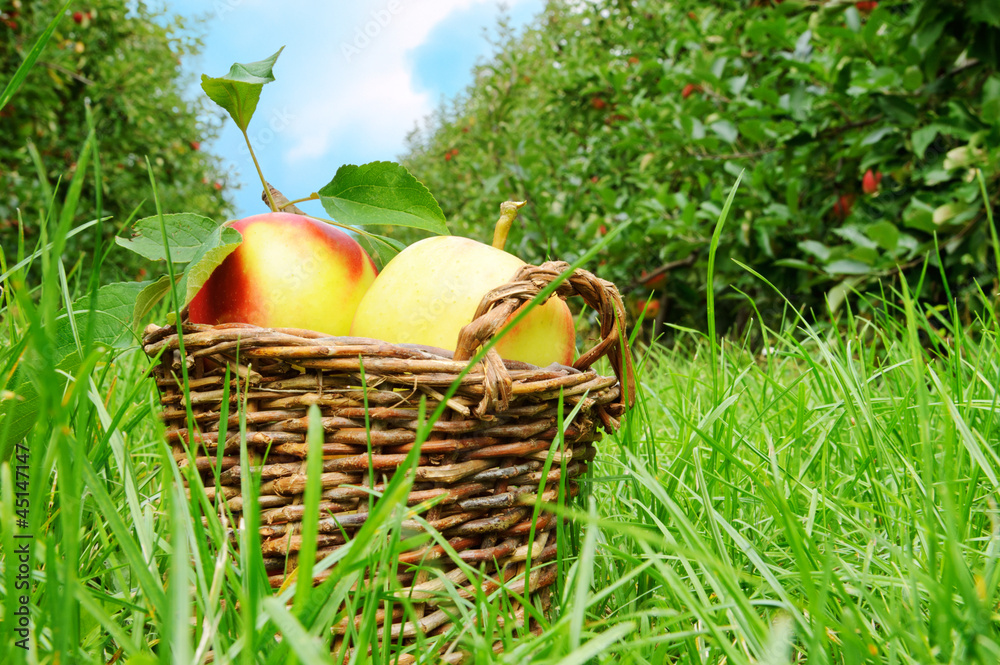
{"left": 636, "top": 298, "right": 660, "bottom": 319}
{"left": 350, "top": 203, "right": 575, "bottom": 367}
{"left": 862, "top": 169, "right": 882, "bottom": 195}
{"left": 188, "top": 212, "right": 377, "bottom": 335}
{"left": 833, "top": 193, "right": 856, "bottom": 220}
{"left": 682, "top": 83, "right": 702, "bottom": 99}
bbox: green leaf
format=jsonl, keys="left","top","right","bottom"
{"left": 861, "top": 126, "right": 895, "bottom": 146}
{"left": 877, "top": 96, "right": 917, "bottom": 126}
{"left": 827, "top": 276, "right": 863, "bottom": 313}
{"left": 133, "top": 276, "right": 173, "bottom": 326}
{"left": 358, "top": 233, "right": 407, "bottom": 268}
{"left": 825, "top": 259, "right": 872, "bottom": 275}
{"left": 798, "top": 240, "right": 831, "bottom": 262}
{"left": 710, "top": 120, "right": 739, "bottom": 143}
{"left": 903, "top": 197, "right": 936, "bottom": 232}
{"left": 912, "top": 125, "right": 940, "bottom": 159}
{"left": 774, "top": 258, "right": 822, "bottom": 273}
{"left": 832, "top": 226, "right": 878, "bottom": 250}
{"left": 318, "top": 162, "right": 448, "bottom": 234}
{"left": 867, "top": 221, "right": 900, "bottom": 252}
{"left": 969, "top": 0, "right": 1000, "bottom": 27}
{"left": 983, "top": 77, "right": 1000, "bottom": 123}
{"left": 115, "top": 213, "right": 224, "bottom": 263}
{"left": 177, "top": 226, "right": 243, "bottom": 306}
{"left": 200, "top": 47, "right": 284, "bottom": 132}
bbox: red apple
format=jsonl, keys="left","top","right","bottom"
{"left": 188, "top": 212, "right": 377, "bottom": 335}
{"left": 833, "top": 193, "right": 856, "bottom": 219}
{"left": 636, "top": 298, "right": 660, "bottom": 319}
{"left": 682, "top": 83, "right": 702, "bottom": 99}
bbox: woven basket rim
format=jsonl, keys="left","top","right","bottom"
{"left": 146, "top": 260, "right": 635, "bottom": 421}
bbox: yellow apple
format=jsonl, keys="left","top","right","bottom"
{"left": 188, "top": 212, "right": 377, "bottom": 335}
{"left": 351, "top": 205, "right": 575, "bottom": 366}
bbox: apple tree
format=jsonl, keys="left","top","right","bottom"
{"left": 0, "top": 0, "right": 231, "bottom": 279}
{"left": 401, "top": 0, "right": 1000, "bottom": 337}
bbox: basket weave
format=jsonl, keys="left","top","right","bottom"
{"left": 144, "top": 261, "right": 635, "bottom": 662}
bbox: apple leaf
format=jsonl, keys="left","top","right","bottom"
{"left": 318, "top": 162, "right": 449, "bottom": 234}
{"left": 200, "top": 47, "right": 284, "bottom": 132}
{"left": 116, "top": 213, "right": 223, "bottom": 263}
{"left": 825, "top": 259, "right": 872, "bottom": 275}
{"left": 133, "top": 275, "right": 173, "bottom": 326}
{"left": 177, "top": 225, "right": 243, "bottom": 307}
{"left": 358, "top": 233, "right": 407, "bottom": 268}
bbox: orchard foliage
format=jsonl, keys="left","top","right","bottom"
{"left": 0, "top": 0, "right": 231, "bottom": 279}
{"left": 402, "top": 0, "right": 1000, "bottom": 334}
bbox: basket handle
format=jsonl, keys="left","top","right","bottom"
{"left": 454, "top": 261, "right": 637, "bottom": 417}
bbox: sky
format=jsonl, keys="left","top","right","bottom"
{"left": 162, "top": 0, "right": 545, "bottom": 218}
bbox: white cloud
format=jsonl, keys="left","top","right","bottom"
{"left": 283, "top": 0, "right": 530, "bottom": 163}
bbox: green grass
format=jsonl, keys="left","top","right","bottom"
{"left": 2, "top": 148, "right": 1000, "bottom": 664}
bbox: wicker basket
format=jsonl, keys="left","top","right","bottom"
{"left": 143, "top": 261, "right": 635, "bottom": 662}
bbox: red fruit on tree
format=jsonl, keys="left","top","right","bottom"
{"left": 637, "top": 299, "right": 661, "bottom": 318}
{"left": 855, "top": 1, "right": 878, "bottom": 12}
{"left": 590, "top": 175, "right": 599, "bottom": 183}
{"left": 190, "top": 141, "right": 200, "bottom": 151}
{"left": 628, "top": 56, "right": 639, "bottom": 65}
{"left": 213, "top": 181, "right": 223, "bottom": 190}
{"left": 682, "top": 83, "right": 701, "bottom": 99}
{"left": 590, "top": 97, "right": 607, "bottom": 110}
{"left": 862, "top": 169, "right": 882, "bottom": 194}
{"left": 444, "top": 152, "right": 452, "bottom": 161}
{"left": 833, "top": 193, "right": 856, "bottom": 219}
{"left": 72, "top": 11, "right": 84, "bottom": 24}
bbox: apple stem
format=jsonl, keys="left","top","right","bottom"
{"left": 491, "top": 200, "right": 526, "bottom": 251}
{"left": 243, "top": 128, "right": 278, "bottom": 212}
{"left": 283, "top": 193, "right": 320, "bottom": 209}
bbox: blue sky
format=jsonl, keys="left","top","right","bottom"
{"left": 162, "top": 0, "right": 545, "bottom": 218}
